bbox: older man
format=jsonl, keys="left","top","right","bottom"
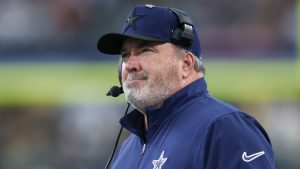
{"left": 98, "top": 4, "right": 275, "bottom": 169}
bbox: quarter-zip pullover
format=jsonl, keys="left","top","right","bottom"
{"left": 111, "top": 77, "right": 275, "bottom": 169}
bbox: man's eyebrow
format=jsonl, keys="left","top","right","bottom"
{"left": 120, "top": 41, "right": 153, "bottom": 53}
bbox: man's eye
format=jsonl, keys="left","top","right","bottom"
{"left": 121, "top": 52, "right": 129, "bottom": 59}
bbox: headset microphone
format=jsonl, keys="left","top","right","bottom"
{"left": 106, "top": 86, "right": 124, "bottom": 97}
{"left": 106, "top": 57, "right": 124, "bottom": 98}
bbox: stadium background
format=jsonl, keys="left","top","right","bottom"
{"left": 0, "top": 0, "right": 299, "bottom": 169}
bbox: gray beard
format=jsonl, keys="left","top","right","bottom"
{"left": 123, "top": 62, "right": 179, "bottom": 112}
{"left": 124, "top": 81, "right": 170, "bottom": 111}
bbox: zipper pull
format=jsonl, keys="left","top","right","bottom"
{"left": 141, "top": 144, "right": 147, "bottom": 155}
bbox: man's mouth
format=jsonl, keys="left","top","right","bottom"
{"left": 124, "top": 72, "right": 148, "bottom": 87}
{"left": 126, "top": 72, "right": 148, "bottom": 81}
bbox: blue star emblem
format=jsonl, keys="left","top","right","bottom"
{"left": 126, "top": 8, "right": 144, "bottom": 30}
{"left": 152, "top": 151, "right": 167, "bottom": 169}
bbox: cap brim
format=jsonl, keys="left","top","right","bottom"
{"left": 97, "top": 33, "right": 166, "bottom": 55}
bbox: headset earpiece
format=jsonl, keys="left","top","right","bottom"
{"left": 170, "top": 8, "right": 194, "bottom": 47}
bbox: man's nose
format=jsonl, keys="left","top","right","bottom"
{"left": 124, "top": 55, "right": 142, "bottom": 73}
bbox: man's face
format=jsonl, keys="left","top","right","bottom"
{"left": 120, "top": 38, "right": 184, "bottom": 112}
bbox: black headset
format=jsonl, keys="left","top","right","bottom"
{"left": 107, "top": 7, "right": 194, "bottom": 97}
{"left": 170, "top": 8, "right": 194, "bottom": 47}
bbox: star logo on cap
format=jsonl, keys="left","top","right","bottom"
{"left": 126, "top": 8, "right": 144, "bottom": 30}
{"left": 152, "top": 151, "right": 167, "bottom": 169}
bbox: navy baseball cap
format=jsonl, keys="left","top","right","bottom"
{"left": 97, "top": 4, "right": 201, "bottom": 57}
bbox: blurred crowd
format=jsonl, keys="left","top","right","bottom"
{"left": 0, "top": 0, "right": 296, "bottom": 61}
{"left": 0, "top": 104, "right": 129, "bottom": 169}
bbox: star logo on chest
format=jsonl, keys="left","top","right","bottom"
{"left": 152, "top": 151, "right": 167, "bottom": 169}
{"left": 126, "top": 8, "right": 144, "bottom": 30}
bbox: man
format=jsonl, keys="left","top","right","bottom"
{"left": 97, "top": 4, "right": 276, "bottom": 169}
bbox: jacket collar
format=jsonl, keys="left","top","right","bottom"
{"left": 119, "top": 77, "right": 208, "bottom": 142}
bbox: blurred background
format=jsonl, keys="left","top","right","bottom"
{"left": 0, "top": 0, "right": 299, "bottom": 169}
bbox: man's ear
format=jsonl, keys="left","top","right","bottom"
{"left": 182, "top": 52, "right": 195, "bottom": 79}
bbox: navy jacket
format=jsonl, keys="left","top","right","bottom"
{"left": 111, "top": 78, "right": 275, "bottom": 169}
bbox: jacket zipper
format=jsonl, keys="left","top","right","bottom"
{"left": 141, "top": 143, "right": 147, "bottom": 155}
{"left": 137, "top": 143, "right": 147, "bottom": 169}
